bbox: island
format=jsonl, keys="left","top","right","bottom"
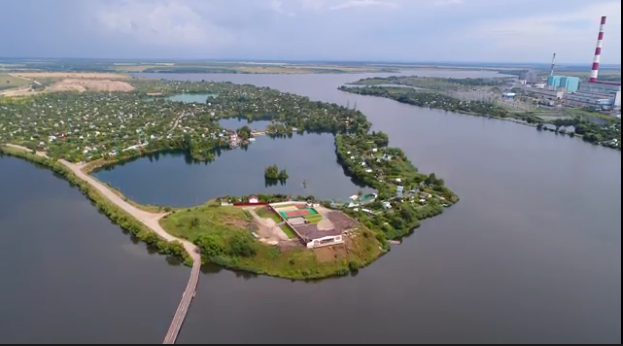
{"left": 340, "top": 76, "right": 621, "bottom": 150}
{"left": 0, "top": 73, "right": 458, "bottom": 280}
{"left": 264, "top": 164, "right": 288, "bottom": 180}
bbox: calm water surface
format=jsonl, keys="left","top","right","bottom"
{"left": 94, "top": 134, "right": 368, "bottom": 207}
{"left": 1, "top": 70, "right": 620, "bottom": 343}
{"left": 0, "top": 157, "right": 188, "bottom": 343}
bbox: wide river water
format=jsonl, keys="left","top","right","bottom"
{"left": 1, "top": 70, "right": 620, "bottom": 343}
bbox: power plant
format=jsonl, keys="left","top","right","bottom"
{"left": 526, "top": 16, "right": 622, "bottom": 111}
{"left": 589, "top": 16, "right": 607, "bottom": 83}
{"left": 563, "top": 16, "right": 621, "bottom": 110}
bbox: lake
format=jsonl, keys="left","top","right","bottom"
{"left": 1, "top": 70, "right": 620, "bottom": 343}
{"left": 93, "top": 134, "right": 370, "bottom": 207}
{"left": 166, "top": 93, "right": 214, "bottom": 103}
{"left": 217, "top": 118, "right": 272, "bottom": 131}
{"left": 0, "top": 156, "right": 189, "bottom": 344}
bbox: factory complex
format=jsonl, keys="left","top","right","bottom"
{"left": 517, "top": 16, "right": 621, "bottom": 112}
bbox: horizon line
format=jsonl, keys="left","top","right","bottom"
{"left": 0, "top": 56, "right": 621, "bottom": 68}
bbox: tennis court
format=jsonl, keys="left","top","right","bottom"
{"left": 279, "top": 208, "right": 319, "bottom": 220}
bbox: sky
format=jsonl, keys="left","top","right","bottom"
{"left": 0, "top": 0, "right": 621, "bottom": 64}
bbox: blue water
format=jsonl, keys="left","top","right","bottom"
{"left": 93, "top": 134, "right": 370, "bottom": 207}
{"left": 218, "top": 118, "right": 272, "bottom": 131}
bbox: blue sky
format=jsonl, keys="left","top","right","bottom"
{"left": 0, "top": 0, "right": 621, "bottom": 64}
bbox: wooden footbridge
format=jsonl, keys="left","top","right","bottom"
{"left": 163, "top": 258, "right": 201, "bottom": 344}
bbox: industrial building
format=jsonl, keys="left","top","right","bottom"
{"left": 561, "top": 16, "right": 622, "bottom": 111}
{"left": 547, "top": 76, "right": 580, "bottom": 93}
{"left": 564, "top": 82, "right": 622, "bottom": 110}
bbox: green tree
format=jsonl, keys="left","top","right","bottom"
{"left": 237, "top": 125, "right": 252, "bottom": 140}
{"left": 265, "top": 164, "right": 280, "bottom": 179}
{"left": 228, "top": 232, "right": 256, "bottom": 258}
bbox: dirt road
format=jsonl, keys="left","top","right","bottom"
{"left": 4, "top": 144, "right": 199, "bottom": 262}
{"left": 60, "top": 159, "right": 200, "bottom": 261}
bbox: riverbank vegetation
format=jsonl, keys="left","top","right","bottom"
{"left": 335, "top": 132, "right": 458, "bottom": 239}
{"left": 0, "top": 145, "right": 192, "bottom": 266}
{"left": 339, "top": 85, "right": 538, "bottom": 122}
{"left": 160, "top": 202, "right": 383, "bottom": 280}
{"left": 350, "top": 76, "right": 509, "bottom": 91}
{"left": 340, "top": 80, "right": 620, "bottom": 151}
{"left": 538, "top": 116, "right": 621, "bottom": 149}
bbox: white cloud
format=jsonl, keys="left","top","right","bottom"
{"left": 463, "top": 1, "right": 621, "bottom": 63}
{"left": 329, "top": 0, "right": 399, "bottom": 11}
{"left": 270, "top": 0, "right": 296, "bottom": 17}
{"left": 299, "top": 0, "right": 326, "bottom": 11}
{"left": 96, "top": 0, "right": 236, "bottom": 48}
{"left": 434, "top": 0, "right": 464, "bottom": 6}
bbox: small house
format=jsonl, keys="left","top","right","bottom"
{"left": 249, "top": 196, "right": 260, "bottom": 204}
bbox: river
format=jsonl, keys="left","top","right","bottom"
{"left": 0, "top": 70, "right": 620, "bottom": 343}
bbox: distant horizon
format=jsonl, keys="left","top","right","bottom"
{"left": 1, "top": 56, "right": 621, "bottom": 69}
{"left": 1, "top": 0, "right": 620, "bottom": 65}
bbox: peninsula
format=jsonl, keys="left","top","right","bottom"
{"left": 0, "top": 73, "right": 457, "bottom": 281}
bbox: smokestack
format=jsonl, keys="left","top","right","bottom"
{"left": 550, "top": 53, "right": 557, "bottom": 77}
{"left": 589, "top": 16, "right": 607, "bottom": 83}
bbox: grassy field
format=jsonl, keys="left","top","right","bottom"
{"left": 160, "top": 204, "right": 254, "bottom": 242}
{"left": 160, "top": 203, "right": 384, "bottom": 280}
{"left": 280, "top": 224, "right": 297, "bottom": 239}
{"left": 0, "top": 74, "right": 30, "bottom": 91}
{"left": 256, "top": 206, "right": 282, "bottom": 224}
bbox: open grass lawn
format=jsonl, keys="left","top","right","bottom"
{"left": 217, "top": 226, "right": 383, "bottom": 280}
{"left": 280, "top": 224, "right": 297, "bottom": 239}
{"left": 160, "top": 204, "right": 253, "bottom": 242}
{"left": 160, "top": 203, "right": 384, "bottom": 280}
{"left": 0, "top": 74, "right": 30, "bottom": 91}
{"left": 256, "top": 207, "right": 282, "bottom": 224}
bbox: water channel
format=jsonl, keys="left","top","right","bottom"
{"left": 0, "top": 70, "right": 620, "bottom": 343}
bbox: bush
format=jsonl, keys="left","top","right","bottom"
{"left": 228, "top": 232, "right": 256, "bottom": 258}
{"left": 348, "top": 261, "right": 361, "bottom": 272}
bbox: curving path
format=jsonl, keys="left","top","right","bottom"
{"left": 5, "top": 144, "right": 200, "bottom": 344}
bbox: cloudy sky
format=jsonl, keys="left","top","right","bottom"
{"left": 0, "top": 0, "right": 621, "bottom": 63}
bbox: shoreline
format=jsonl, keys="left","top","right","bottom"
{"left": 339, "top": 87, "right": 621, "bottom": 151}
{"left": 0, "top": 145, "right": 386, "bottom": 280}
{"left": 0, "top": 144, "right": 197, "bottom": 266}
{"left": 1, "top": 142, "right": 445, "bottom": 281}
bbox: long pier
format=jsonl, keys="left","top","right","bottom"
{"left": 163, "top": 257, "right": 201, "bottom": 344}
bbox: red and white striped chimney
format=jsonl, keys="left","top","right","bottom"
{"left": 589, "top": 16, "right": 607, "bottom": 83}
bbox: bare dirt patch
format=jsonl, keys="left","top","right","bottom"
{"left": 224, "top": 219, "right": 252, "bottom": 229}
{"left": 46, "top": 79, "right": 135, "bottom": 92}
{"left": 14, "top": 72, "right": 130, "bottom": 80}
{"left": 315, "top": 245, "right": 348, "bottom": 263}
{"left": 246, "top": 208, "right": 290, "bottom": 242}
